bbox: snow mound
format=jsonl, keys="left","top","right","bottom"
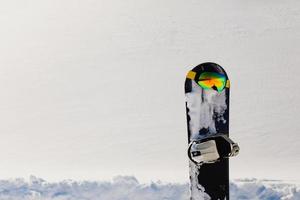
{"left": 0, "top": 176, "right": 299, "bottom": 200}
{"left": 232, "top": 179, "right": 300, "bottom": 200}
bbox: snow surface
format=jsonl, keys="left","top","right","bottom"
{"left": 0, "top": 176, "right": 299, "bottom": 200}
{"left": 186, "top": 80, "right": 227, "bottom": 139}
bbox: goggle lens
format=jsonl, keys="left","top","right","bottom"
{"left": 197, "top": 72, "right": 227, "bottom": 92}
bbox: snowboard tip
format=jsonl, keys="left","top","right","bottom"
{"left": 191, "top": 62, "right": 228, "bottom": 79}
{"left": 185, "top": 62, "right": 230, "bottom": 92}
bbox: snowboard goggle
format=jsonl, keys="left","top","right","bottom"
{"left": 187, "top": 71, "right": 229, "bottom": 92}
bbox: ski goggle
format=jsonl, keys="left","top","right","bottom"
{"left": 187, "top": 71, "right": 229, "bottom": 92}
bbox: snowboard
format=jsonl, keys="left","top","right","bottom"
{"left": 184, "top": 62, "right": 239, "bottom": 200}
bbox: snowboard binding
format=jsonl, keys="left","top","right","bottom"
{"left": 188, "top": 135, "right": 239, "bottom": 165}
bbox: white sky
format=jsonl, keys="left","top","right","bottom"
{"left": 0, "top": 0, "right": 299, "bottom": 183}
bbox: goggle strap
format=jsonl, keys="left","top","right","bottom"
{"left": 186, "top": 70, "right": 196, "bottom": 80}
{"left": 226, "top": 80, "right": 230, "bottom": 88}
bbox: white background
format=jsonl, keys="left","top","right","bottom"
{"left": 0, "top": 0, "right": 299, "bottom": 182}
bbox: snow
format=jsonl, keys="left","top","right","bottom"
{"left": 0, "top": 176, "right": 299, "bottom": 200}
{"left": 186, "top": 80, "right": 227, "bottom": 140}
{"left": 0, "top": 176, "right": 188, "bottom": 200}
{"left": 231, "top": 179, "right": 300, "bottom": 200}
{"left": 189, "top": 162, "right": 210, "bottom": 200}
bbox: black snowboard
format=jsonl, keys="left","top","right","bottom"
{"left": 185, "top": 62, "right": 230, "bottom": 200}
